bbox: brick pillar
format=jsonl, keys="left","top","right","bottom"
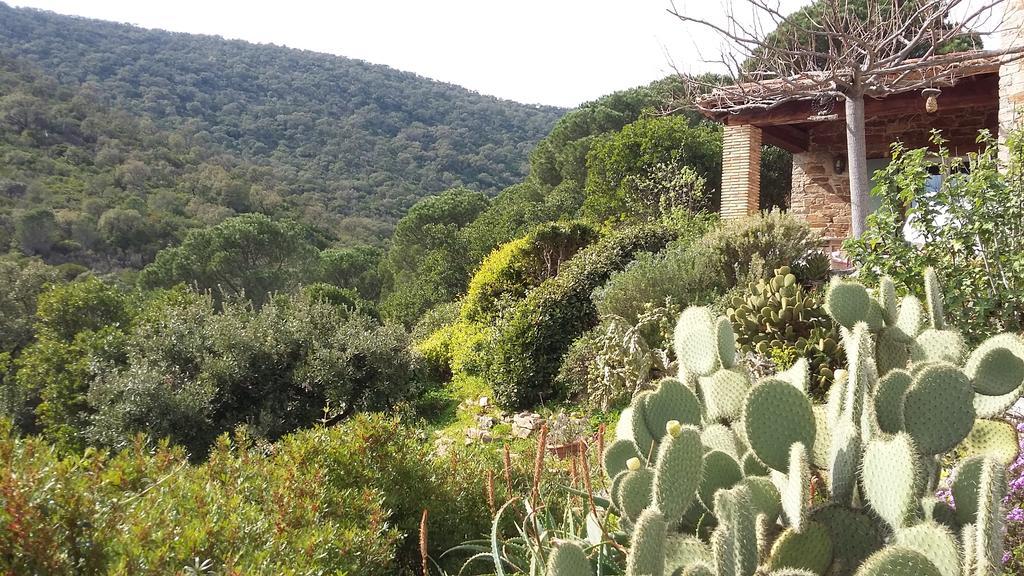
{"left": 1000, "top": 0, "right": 1024, "bottom": 159}
{"left": 720, "top": 124, "right": 762, "bottom": 219}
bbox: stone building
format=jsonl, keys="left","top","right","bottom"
{"left": 700, "top": 4, "right": 1024, "bottom": 255}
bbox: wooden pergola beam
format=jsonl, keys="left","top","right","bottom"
{"left": 762, "top": 124, "right": 810, "bottom": 153}
{"left": 714, "top": 73, "right": 998, "bottom": 128}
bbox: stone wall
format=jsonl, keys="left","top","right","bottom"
{"left": 789, "top": 151, "right": 851, "bottom": 252}
{"left": 789, "top": 102, "right": 997, "bottom": 250}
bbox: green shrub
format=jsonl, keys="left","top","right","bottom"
{"left": 595, "top": 211, "right": 808, "bottom": 325}
{"left": 487, "top": 224, "right": 676, "bottom": 409}
{"left": 696, "top": 208, "right": 816, "bottom": 288}
{"left": 461, "top": 221, "right": 597, "bottom": 323}
{"left": 0, "top": 414, "right": 497, "bottom": 575}
{"left": 86, "top": 292, "right": 418, "bottom": 456}
{"left": 846, "top": 130, "right": 1024, "bottom": 343}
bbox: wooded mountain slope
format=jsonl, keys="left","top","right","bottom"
{"left": 0, "top": 2, "right": 564, "bottom": 222}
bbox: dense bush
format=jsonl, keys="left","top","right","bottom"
{"left": 0, "top": 414, "right": 497, "bottom": 575}
{"left": 487, "top": 224, "right": 676, "bottom": 409}
{"left": 696, "top": 208, "right": 816, "bottom": 287}
{"left": 88, "top": 291, "right": 417, "bottom": 456}
{"left": 4, "top": 282, "right": 419, "bottom": 456}
{"left": 846, "top": 131, "right": 1024, "bottom": 343}
{"left": 462, "top": 221, "right": 597, "bottom": 323}
{"left": 596, "top": 211, "right": 813, "bottom": 324}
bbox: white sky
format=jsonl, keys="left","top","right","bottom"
{"left": 7, "top": 1, "right": 1008, "bottom": 108}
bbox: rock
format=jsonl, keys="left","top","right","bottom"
{"left": 477, "top": 415, "right": 496, "bottom": 429}
{"left": 478, "top": 396, "right": 490, "bottom": 408}
{"left": 465, "top": 427, "right": 493, "bottom": 443}
{"left": 512, "top": 412, "right": 543, "bottom": 438}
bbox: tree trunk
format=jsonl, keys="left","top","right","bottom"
{"left": 845, "top": 93, "right": 870, "bottom": 238}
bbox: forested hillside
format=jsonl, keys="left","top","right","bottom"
{"left": 0, "top": 1, "right": 563, "bottom": 226}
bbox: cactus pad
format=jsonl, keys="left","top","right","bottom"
{"left": 910, "top": 329, "right": 966, "bottom": 365}
{"left": 853, "top": 547, "right": 942, "bottom": 576}
{"left": 956, "top": 418, "right": 1020, "bottom": 465}
{"left": 777, "top": 357, "right": 809, "bottom": 394}
{"left": 620, "top": 467, "right": 654, "bottom": 523}
{"left": 631, "top": 392, "right": 657, "bottom": 459}
{"left": 965, "top": 333, "right": 1024, "bottom": 396}
{"left": 782, "top": 443, "right": 810, "bottom": 532}
{"left": 742, "top": 451, "right": 769, "bottom": 477}
{"left": 698, "top": 368, "right": 751, "bottom": 423}
{"left": 737, "top": 476, "right": 783, "bottom": 523}
{"left": 973, "top": 458, "right": 1009, "bottom": 576}
{"left": 825, "top": 279, "right": 871, "bottom": 330}
{"left": 811, "top": 405, "right": 832, "bottom": 469}
{"left": 862, "top": 433, "right": 920, "bottom": 530}
{"left": 604, "top": 438, "right": 640, "bottom": 479}
{"left": 767, "top": 522, "right": 834, "bottom": 576}
{"left": 950, "top": 455, "right": 986, "bottom": 526}
{"left": 893, "top": 522, "right": 959, "bottom": 576}
{"left": 873, "top": 369, "right": 911, "bottom": 434}
{"left": 675, "top": 306, "right": 724, "bottom": 376}
{"left": 645, "top": 377, "right": 704, "bottom": 437}
{"left": 742, "top": 379, "right": 816, "bottom": 473}
{"left": 698, "top": 450, "right": 743, "bottom": 510}
{"left": 547, "top": 541, "right": 591, "bottom": 576}
{"left": 681, "top": 562, "right": 714, "bottom": 576}
{"left": 627, "top": 508, "right": 667, "bottom": 576}
{"left": 665, "top": 534, "right": 712, "bottom": 576}
{"left": 878, "top": 276, "right": 897, "bottom": 324}
{"left": 891, "top": 295, "right": 924, "bottom": 343}
{"left": 901, "top": 363, "right": 975, "bottom": 455}
{"left": 701, "top": 423, "right": 743, "bottom": 460}
{"left": 811, "top": 504, "right": 882, "bottom": 576}
{"left": 654, "top": 426, "right": 704, "bottom": 525}
{"left": 827, "top": 417, "right": 861, "bottom": 506}
{"left": 923, "top": 268, "right": 945, "bottom": 330}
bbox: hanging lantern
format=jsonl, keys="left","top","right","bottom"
{"left": 922, "top": 88, "right": 941, "bottom": 113}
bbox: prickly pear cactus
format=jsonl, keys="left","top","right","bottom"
{"left": 550, "top": 269, "right": 1024, "bottom": 576}
{"left": 727, "top": 266, "right": 842, "bottom": 397}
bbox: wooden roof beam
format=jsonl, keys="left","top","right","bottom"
{"left": 762, "top": 124, "right": 810, "bottom": 153}
{"left": 716, "top": 74, "right": 997, "bottom": 128}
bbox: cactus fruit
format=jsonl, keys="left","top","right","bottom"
{"left": 547, "top": 541, "right": 592, "bottom": 576}
{"left": 600, "top": 270, "right": 1023, "bottom": 576}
